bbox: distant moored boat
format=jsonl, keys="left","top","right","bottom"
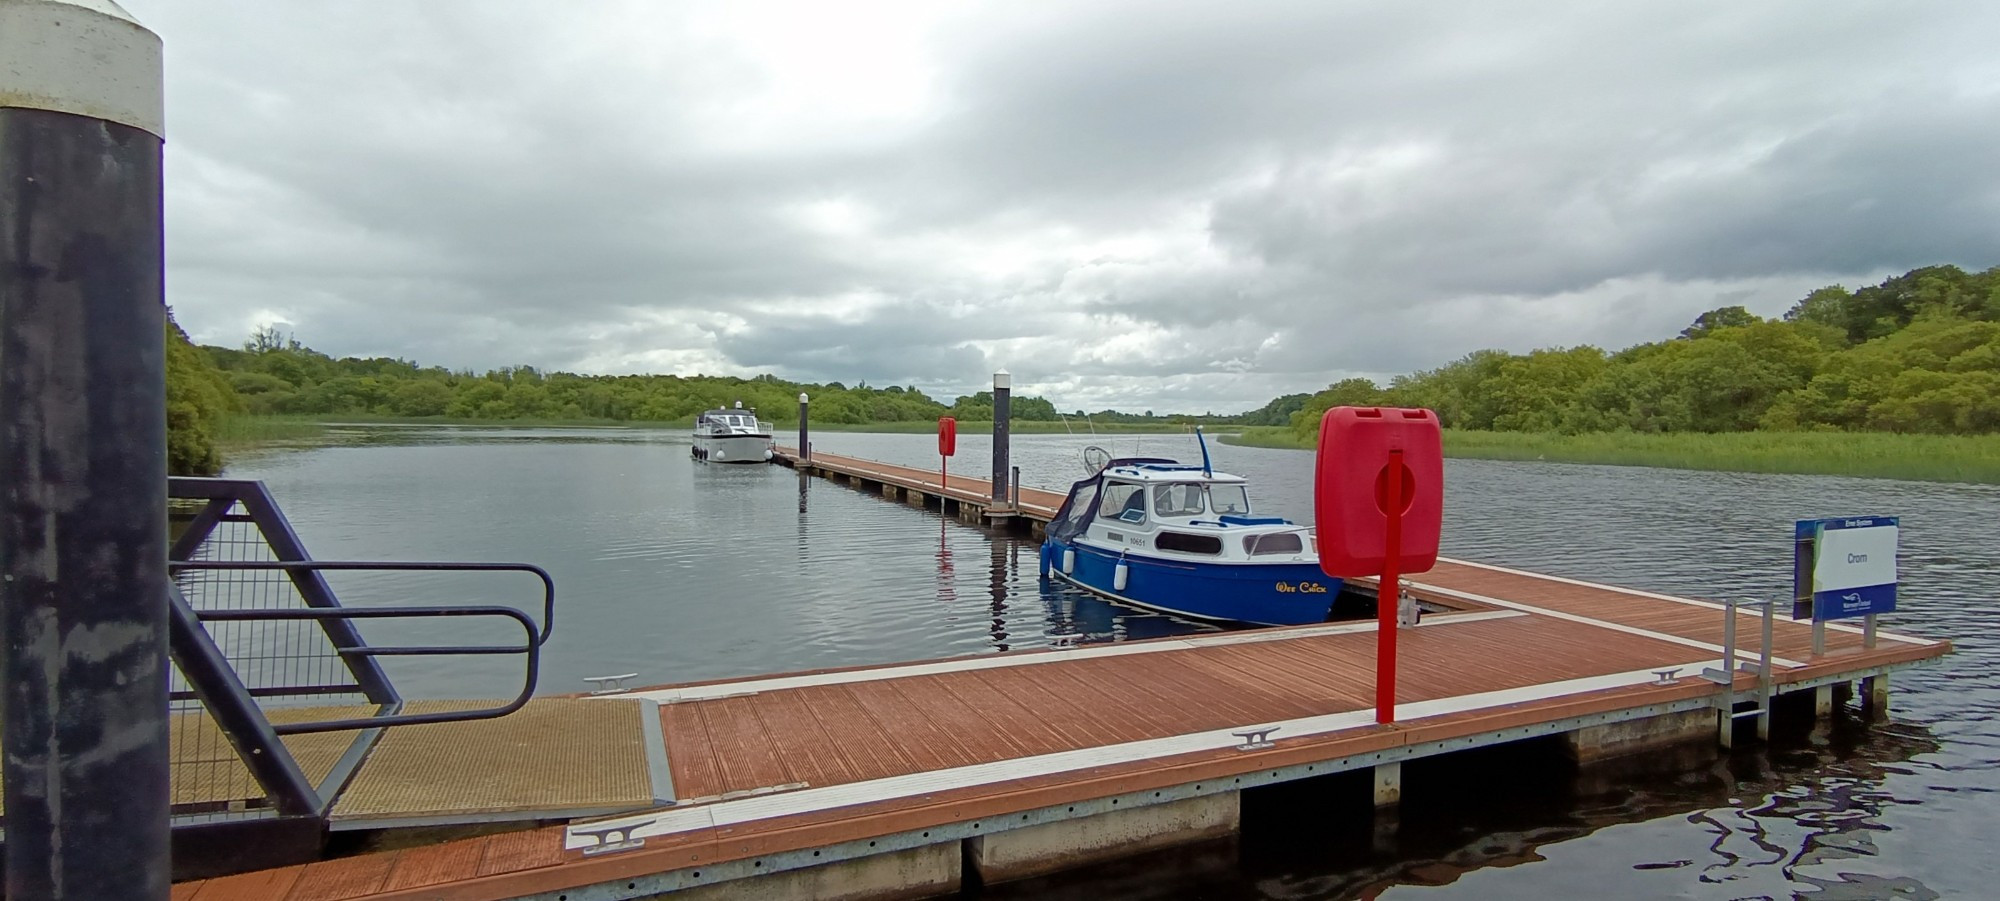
{"left": 693, "top": 401, "right": 773, "bottom": 463}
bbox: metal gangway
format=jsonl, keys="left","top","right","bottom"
{"left": 7, "top": 478, "right": 674, "bottom": 879}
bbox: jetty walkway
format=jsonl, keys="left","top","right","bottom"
{"left": 171, "top": 455, "right": 1950, "bottom": 901}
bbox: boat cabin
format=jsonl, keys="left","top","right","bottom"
{"left": 1048, "top": 460, "right": 1309, "bottom": 561}
{"left": 698, "top": 402, "right": 769, "bottom": 434}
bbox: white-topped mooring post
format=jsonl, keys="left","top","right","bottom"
{"left": 1, "top": 1, "right": 171, "bottom": 898}
{"left": 992, "top": 370, "right": 1011, "bottom": 504}
{"left": 798, "top": 392, "right": 810, "bottom": 461}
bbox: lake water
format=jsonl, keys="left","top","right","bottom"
{"left": 224, "top": 426, "right": 1999, "bottom": 900}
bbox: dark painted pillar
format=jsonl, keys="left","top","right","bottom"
{"left": 1, "top": 2, "right": 172, "bottom": 898}
{"left": 798, "top": 391, "right": 810, "bottom": 460}
{"left": 991, "top": 370, "right": 1011, "bottom": 503}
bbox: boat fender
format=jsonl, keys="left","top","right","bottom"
{"left": 1062, "top": 548, "right": 1076, "bottom": 575}
{"left": 1113, "top": 557, "right": 1129, "bottom": 592}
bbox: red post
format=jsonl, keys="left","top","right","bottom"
{"left": 1377, "top": 449, "right": 1404, "bottom": 724}
{"left": 937, "top": 416, "right": 957, "bottom": 496}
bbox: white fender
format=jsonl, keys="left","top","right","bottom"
{"left": 1113, "top": 559, "right": 1129, "bottom": 592}
{"left": 1062, "top": 548, "right": 1076, "bottom": 574}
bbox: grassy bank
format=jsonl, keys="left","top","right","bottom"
{"left": 215, "top": 413, "right": 1201, "bottom": 442}
{"left": 1219, "top": 426, "right": 2000, "bottom": 484}
{"left": 1220, "top": 426, "right": 1311, "bottom": 450}
{"left": 269, "top": 414, "right": 1201, "bottom": 435}
{"left": 807, "top": 420, "right": 1200, "bottom": 435}
{"left": 314, "top": 414, "right": 678, "bottom": 429}
{"left": 215, "top": 414, "right": 328, "bottom": 447}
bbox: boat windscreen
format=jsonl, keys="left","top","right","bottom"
{"left": 1047, "top": 476, "right": 1103, "bottom": 543}
{"left": 1152, "top": 483, "right": 1205, "bottom": 517}
{"left": 1209, "top": 484, "right": 1250, "bottom": 515}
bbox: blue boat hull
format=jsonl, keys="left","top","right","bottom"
{"left": 1040, "top": 539, "right": 1342, "bottom": 626}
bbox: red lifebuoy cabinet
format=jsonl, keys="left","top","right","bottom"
{"left": 1314, "top": 407, "right": 1443, "bottom": 577}
{"left": 937, "top": 417, "right": 957, "bottom": 457}
{"left": 1314, "top": 405, "right": 1443, "bottom": 725}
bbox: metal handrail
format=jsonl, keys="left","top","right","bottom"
{"left": 1705, "top": 596, "right": 1777, "bottom": 746}
{"left": 195, "top": 605, "right": 541, "bottom": 734}
{"left": 169, "top": 559, "right": 556, "bottom": 645}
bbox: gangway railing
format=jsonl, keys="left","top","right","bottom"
{"left": 161, "top": 477, "right": 561, "bottom": 846}
{"left": 174, "top": 578, "right": 545, "bottom": 734}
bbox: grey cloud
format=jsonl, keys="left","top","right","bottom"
{"left": 127, "top": 0, "right": 2000, "bottom": 411}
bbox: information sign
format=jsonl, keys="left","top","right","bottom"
{"left": 1793, "top": 516, "right": 1898, "bottom": 622}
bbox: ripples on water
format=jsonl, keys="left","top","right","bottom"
{"left": 226, "top": 426, "right": 2000, "bottom": 899}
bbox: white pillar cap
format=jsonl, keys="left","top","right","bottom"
{"left": 798, "top": 393, "right": 809, "bottom": 403}
{"left": 993, "top": 370, "right": 1011, "bottom": 390}
{"left": 0, "top": 0, "right": 164, "bottom": 137}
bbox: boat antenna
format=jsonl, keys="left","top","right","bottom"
{"left": 1195, "top": 426, "right": 1212, "bottom": 478}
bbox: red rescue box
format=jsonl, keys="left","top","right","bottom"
{"left": 938, "top": 417, "right": 957, "bottom": 457}
{"left": 1314, "top": 406, "right": 1443, "bottom": 577}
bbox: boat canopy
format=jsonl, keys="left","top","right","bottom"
{"left": 1048, "top": 457, "right": 1271, "bottom": 544}
{"left": 1048, "top": 458, "right": 1173, "bottom": 544}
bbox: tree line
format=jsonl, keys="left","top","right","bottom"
{"left": 197, "top": 329, "right": 1086, "bottom": 427}
{"left": 1284, "top": 264, "right": 2000, "bottom": 443}
{"left": 162, "top": 262, "right": 1994, "bottom": 475}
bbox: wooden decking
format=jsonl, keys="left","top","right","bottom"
{"left": 174, "top": 544, "right": 1949, "bottom": 900}
{"left": 779, "top": 448, "right": 1067, "bottom": 523}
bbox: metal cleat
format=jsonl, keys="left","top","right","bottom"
{"left": 584, "top": 673, "right": 639, "bottom": 695}
{"left": 572, "top": 818, "right": 655, "bottom": 856}
{"left": 1232, "top": 726, "right": 1280, "bottom": 751}
{"left": 1651, "top": 667, "right": 1682, "bottom": 685}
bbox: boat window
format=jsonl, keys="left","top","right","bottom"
{"left": 1152, "top": 483, "right": 1205, "bottom": 518}
{"left": 1098, "top": 482, "right": 1147, "bottom": 525}
{"left": 1060, "top": 483, "right": 1100, "bottom": 533}
{"left": 1208, "top": 485, "right": 1250, "bottom": 515}
{"left": 1156, "top": 531, "right": 1222, "bottom": 554}
{"left": 1245, "top": 532, "right": 1304, "bottom": 556}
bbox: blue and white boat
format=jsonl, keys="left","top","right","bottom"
{"left": 1038, "top": 442, "right": 1341, "bottom": 626}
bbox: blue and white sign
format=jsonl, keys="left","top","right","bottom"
{"left": 1795, "top": 516, "right": 1898, "bottom": 621}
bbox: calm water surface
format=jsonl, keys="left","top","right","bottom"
{"left": 226, "top": 426, "right": 1999, "bottom": 900}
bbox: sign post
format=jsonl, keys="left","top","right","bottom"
{"left": 1794, "top": 516, "right": 1898, "bottom": 652}
{"left": 1376, "top": 450, "right": 1404, "bottom": 721}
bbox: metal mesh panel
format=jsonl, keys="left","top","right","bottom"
{"left": 167, "top": 498, "right": 371, "bottom": 816}
{"left": 173, "top": 505, "right": 363, "bottom": 708}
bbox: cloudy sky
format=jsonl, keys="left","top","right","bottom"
{"left": 125, "top": 1, "right": 1999, "bottom": 413}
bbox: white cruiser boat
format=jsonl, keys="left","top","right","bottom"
{"left": 693, "top": 402, "right": 773, "bottom": 463}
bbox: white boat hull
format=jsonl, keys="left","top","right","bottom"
{"left": 695, "top": 433, "right": 772, "bottom": 464}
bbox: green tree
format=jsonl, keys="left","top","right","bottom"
{"left": 165, "top": 309, "right": 241, "bottom": 475}
{"left": 1679, "top": 305, "right": 1761, "bottom": 339}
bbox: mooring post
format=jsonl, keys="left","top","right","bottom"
{"left": 1, "top": 2, "right": 172, "bottom": 897}
{"left": 797, "top": 392, "right": 809, "bottom": 461}
{"left": 992, "top": 370, "right": 1011, "bottom": 504}
{"left": 1863, "top": 673, "right": 1890, "bottom": 719}
{"left": 1717, "top": 600, "right": 1737, "bottom": 749}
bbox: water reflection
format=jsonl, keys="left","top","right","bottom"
{"left": 994, "top": 711, "right": 1942, "bottom": 900}
{"left": 988, "top": 538, "right": 1009, "bottom": 652}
